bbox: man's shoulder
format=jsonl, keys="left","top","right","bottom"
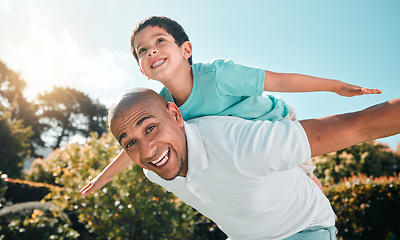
{"left": 187, "top": 116, "right": 306, "bottom": 143}
{"left": 187, "top": 115, "right": 244, "bottom": 127}
{"left": 186, "top": 116, "right": 248, "bottom": 140}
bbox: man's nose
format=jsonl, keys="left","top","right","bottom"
{"left": 140, "top": 139, "right": 156, "bottom": 159}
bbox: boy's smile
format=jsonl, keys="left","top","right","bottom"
{"left": 151, "top": 59, "right": 166, "bottom": 69}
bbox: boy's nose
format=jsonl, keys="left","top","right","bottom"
{"left": 148, "top": 48, "right": 158, "bottom": 57}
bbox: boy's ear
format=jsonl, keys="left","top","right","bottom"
{"left": 182, "top": 41, "right": 192, "bottom": 59}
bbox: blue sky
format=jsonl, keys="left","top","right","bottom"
{"left": 1, "top": 0, "right": 399, "bottom": 149}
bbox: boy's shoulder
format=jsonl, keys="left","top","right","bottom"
{"left": 195, "top": 58, "right": 234, "bottom": 67}
{"left": 192, "top": 59, "right": 236, "bottom": 75}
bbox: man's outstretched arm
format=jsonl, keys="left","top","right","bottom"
{"left": 300, "top": 98, "right": 400, "bottom": 157}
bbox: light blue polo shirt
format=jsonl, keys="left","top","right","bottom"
{"left": 159, "top": 59, "right": 290, "bottom": 121}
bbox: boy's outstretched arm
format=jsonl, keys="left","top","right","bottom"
{"left": 300, "top": 98, "right": 400, "bottom": 157}
{"left": 80, "top": 149, "right": 132, "bottom": 196}
{"left": 264, "top": 70, "right": 382, "bottom": 97}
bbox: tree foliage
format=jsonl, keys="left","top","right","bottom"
{"left": 313, "top": 141, "right": 400, "bottom": 184}
{"left": 0, "top": 60, "right": 43, "bottom": 156}
{"left": 326, "top": 173, "right": 400, "bottom": 240}
{"left": 0, "top": 106, "right": 33, "bottom": 178}
{"left": 0, "top": 202, "right": 79, "bottom": 240}
{"left": 37, "top": 87, "right": 107, "bottom": 149}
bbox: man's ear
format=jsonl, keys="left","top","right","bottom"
{"left": 167, "top": 102, "right": 184, "bottom": 127}
{"left": 182, "top": 41, "right": 192, "bottom": 59}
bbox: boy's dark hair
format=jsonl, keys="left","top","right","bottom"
{"left": 130, "top": 16, "right": 192, "bottom": 65}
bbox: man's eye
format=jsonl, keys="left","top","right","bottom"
{"left": 156, "top": 38, "right": 164, "bottom": 44}
{"left": 146, "top": 125, "right": 155, "bottom": 133}
{"left": 126, "top": 140, "right": 136, "bottom": 149}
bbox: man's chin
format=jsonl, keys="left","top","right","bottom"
{"left": 161, "top": 158, "right": 184, "bottom": 181}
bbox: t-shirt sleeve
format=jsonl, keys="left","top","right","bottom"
{"left": 233, "top": 119, "right": 311, "bottom": 176}
{"left": 212, "top": 59, "right": 265, "bottom": 97}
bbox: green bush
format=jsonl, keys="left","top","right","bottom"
{"left": 326, "top": 173, "right": 400, "bottom": 240}
{"left": 0, "top": 202, "right": 79, "bottom": 240}
{"left": 313, "top": 141, "right": 400, "bottom": 185}
{"left": 0, "top": 171, "right": 7, "bottom": 209}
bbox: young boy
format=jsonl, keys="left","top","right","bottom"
{"left": 80, "top": 16, "right": 381, "bottom": 196}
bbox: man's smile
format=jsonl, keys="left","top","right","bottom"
{"left": 151, "top": 148, "right": 170, "bottom": 167}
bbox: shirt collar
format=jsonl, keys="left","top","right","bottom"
{"left": 143, "top": 121, "right": 208, "bottom": 184}
{"left": 184, "top": 121, "right": 209, "bottom": 177}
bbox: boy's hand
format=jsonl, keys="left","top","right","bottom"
{"left": 80, "top": 177, "right": 105, "bottom": 196}
{"left": 337, "top": 82, "right": 382, "bottom": 97}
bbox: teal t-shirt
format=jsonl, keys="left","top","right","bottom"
{"left": 159, "top": 59, "right": 290, "bottom": 122}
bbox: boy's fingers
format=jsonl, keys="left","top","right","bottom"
{"left": 364, "top": 88, "right": 382, "bottom": 94}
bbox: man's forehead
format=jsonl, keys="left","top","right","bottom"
{"left": 112, "top": 105, "right": 152, "bottom": 131}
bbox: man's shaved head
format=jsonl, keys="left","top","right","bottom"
{"left": 108, "top": 87, "right": 188, "bottom": 180}
{"left": 108, "top": 88, "right": 168, "bottom": 129}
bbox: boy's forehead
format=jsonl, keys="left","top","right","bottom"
{"left": 135, "top": 26, "right": 171, "bottom": 46}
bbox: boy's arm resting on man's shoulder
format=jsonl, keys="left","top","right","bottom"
{"left": 300, "top": 98, "right": 400, "bottom": 157}
{"left": 80, "top": 149, "right": 133, "bottom": 196}
{"left": 263, "top": 70, "right": 381, "bottom": 97}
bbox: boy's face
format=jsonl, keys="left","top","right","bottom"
{"left": 111, "top": 101, "right": 188, "bottom": 181}
{"left": 133, "top": 26, "right": 192, "bottom": 82}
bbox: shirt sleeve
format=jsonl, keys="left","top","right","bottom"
{"left": 211, "top": 59, "right": 265, "bottom": 97}
{"left": 233, "top": 119, "right": 311, "bottom": 176}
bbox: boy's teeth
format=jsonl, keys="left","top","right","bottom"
{"left": 152, "top": 59, "right": 165, "bottom": 68}
{"left": 152, "top": 149, "right": 169, "bottom": 167}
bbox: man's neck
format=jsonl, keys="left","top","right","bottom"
{"left": 162, "top": 65, "right": 193, "bottom": 107}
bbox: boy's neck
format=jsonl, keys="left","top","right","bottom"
{"left": 162, "top": 65, "right": 193, "bottom": 107}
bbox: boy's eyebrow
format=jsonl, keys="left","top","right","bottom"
{"left": 118, "top": 115, "right": 155, "bottom": 144}
{"left": 135, "top": 33, "right": 169, "bottom": 51}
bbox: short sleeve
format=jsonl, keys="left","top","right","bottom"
{"left": 233, "top": 119, "right": 311, "bottom": 176}
{"left": 211, "top": 59, "right": 265, "bottom": 97}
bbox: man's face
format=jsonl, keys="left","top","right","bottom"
{"left": 111, "top": 101, "right": 188, "bottom": 181}
{"left": 133, "top": 26, "right": 191, "bottom": 82}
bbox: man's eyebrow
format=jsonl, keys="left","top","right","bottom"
{"left": 118, "top": 132, "right": 127, "bottom": 145}
{"left": 118, "top": 115, "right": 155, "bottom": 144}
{"left": 137, "top": 115, "right": 154, "bottom": 126}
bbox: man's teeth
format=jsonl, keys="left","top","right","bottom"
{"left": 152, "top": 59, "right": 165, "bottom": 68}
{"left": 152, "top": 149, "right": 169, "bottom": 167}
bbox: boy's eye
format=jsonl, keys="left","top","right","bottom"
{"left": 138, "top": 48, "right": 146, "bottom": 55}
{"left": 156, "top": 38, "right": 164, "bottom": 44}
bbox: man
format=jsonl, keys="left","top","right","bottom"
{"left": 107, "top": 88, "right": 400, "bottom": 239}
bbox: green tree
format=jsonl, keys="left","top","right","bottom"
{"left": 0, "top": 106, "right": 33, "bottom": 178}
{"left": 0, "top": 60, "right": 43, "bottom": 157}
{"left": 314, "top": 141, "right": 400, "bottom": 184}
{"left": 37, "top": 87, "right": 107, "bottom": 149}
